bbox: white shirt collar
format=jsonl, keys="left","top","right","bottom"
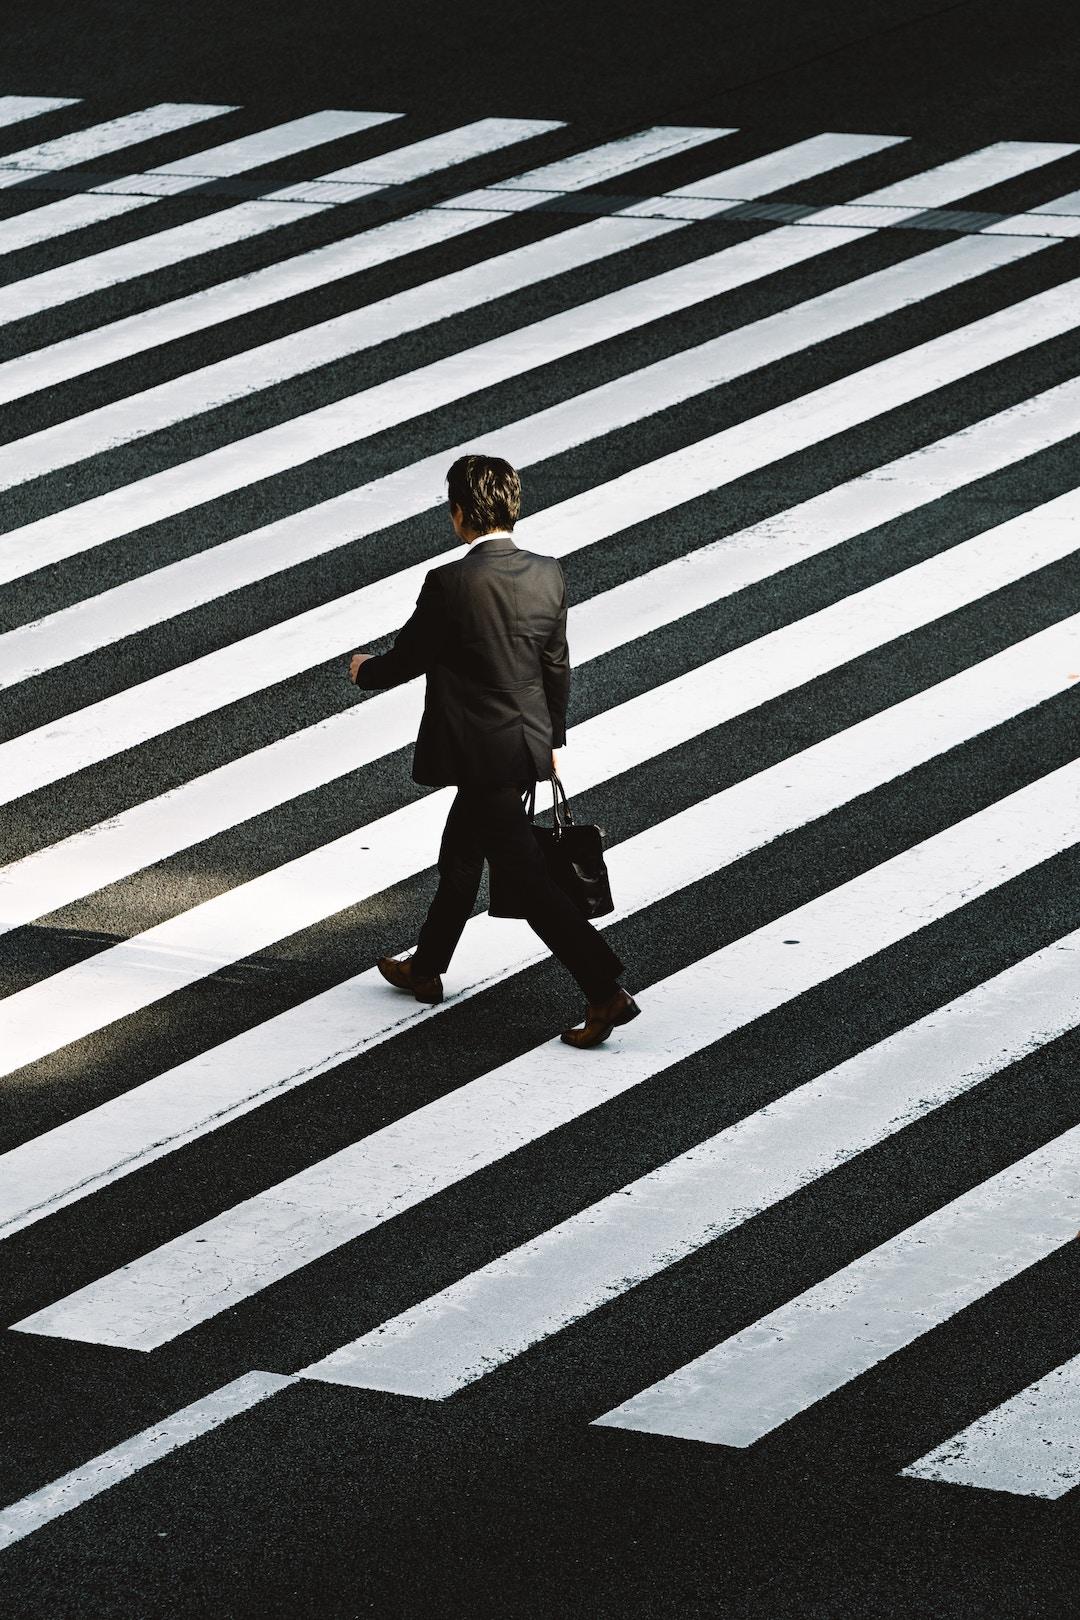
{"left": 469, "top": 529, "right": 514, "bottom": 546}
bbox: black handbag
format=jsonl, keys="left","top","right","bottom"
{"left": 488, "top": 770, "right": 614, "bottom": 920}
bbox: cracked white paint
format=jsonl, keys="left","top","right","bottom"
{"left": 0, "top": 102, "right": 237, "bottom": 188}
{"left": 903, "top": 1353, "right": 1080, "bottom": 1498}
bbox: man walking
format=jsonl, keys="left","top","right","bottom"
{"left": 349, "top": 453, "right": 640, "bottom": 1048}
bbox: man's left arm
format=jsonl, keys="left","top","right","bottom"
{"left": 350, "top": 570, "right": 447, "bottom": 690}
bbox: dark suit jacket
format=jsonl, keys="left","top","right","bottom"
{"left": 354, "top": 534, "right": 570, "bottom": 787}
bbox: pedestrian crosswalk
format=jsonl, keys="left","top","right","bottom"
{"left": 0, "top": 91, "right": 1078, "bottom": 1554}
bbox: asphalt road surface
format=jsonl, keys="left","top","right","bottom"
{"left": 0, "top": 3, "right": 1078, "bottom": 1615}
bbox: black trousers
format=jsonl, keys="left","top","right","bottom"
{"left": 412, "top": 776, "right": 625, "bottom": 1003}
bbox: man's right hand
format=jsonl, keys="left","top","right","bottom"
{"left": 551, "top": 749, "right": 559, "bottom": 776}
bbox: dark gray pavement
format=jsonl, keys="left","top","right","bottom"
{"left": 0, "top": 3, "right": 1078, "bottom": 1615}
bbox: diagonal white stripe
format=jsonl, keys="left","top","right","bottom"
{"left": 0, "top": 108, "right": 403, "bottom": 254}
{"left": 0, "top": 95, "right": 81, "bottom": 130}
{"left": 2, "top": 471, "right": 1078, "bottom": 1078}
{"left": 0, "top": 1373, "right": 295, "bottom": 1552}
{"left": 262, "top": 116, "right": 564, "bottom": 202}
{"left": 595, "top": 1127, "right": 1080, "bottom": 1448}
{"left": 13, "top": 730, "right": 1080, "bottom": 1350}
{"left": 0, "top": 238, "right": 1072, "bottom": 799}
{"left": 0, "top": 131, "right": 899, "bottom": 406}
{"left": 2, "top": 461, "right": 1079, "bottom": 940}
{"left": 0, "top": 101, "right": 237, "bottom": 187}
{"left": 0, "top": 230, "right": 1044, "bottom": 598}
{"left": 1, "top": 513, "right": 1077, "bottom": 1231}
{"left": 902, "top": 1354, "right": 1080, "bottom": 1499}
{"left": 805, "top": 139, "right": 1080, "bottom": 228}
{"left": 0, "top": 124, "right": 728, "bottom": 325}
{"left": 303, "top": 925, "right": 1080, "bottom": 1397}
{"left": 0, "top": 212, "right": 863, "bottom": 498}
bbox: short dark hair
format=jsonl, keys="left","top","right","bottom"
{"left": 446, "top": 454, "right": 522, "bottom": 533}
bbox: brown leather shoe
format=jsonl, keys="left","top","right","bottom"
{"left": 561, "top": 986, "right": 641, "bottom": 1048}
{"left": 377, "top": 953, "right": 443, "bottom": 1005}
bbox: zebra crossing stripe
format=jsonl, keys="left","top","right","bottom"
{"left": 593, "top": 1125, "right": 1080, "bottom": 1448}
{"left": 646, "top": 131, "right": 905, "bottom": 204}
{"left": 1027, "top": 186, "right": 1080, "bottom": 217}
{"left": 0, "top": 202, "right": 867, "bottom": 497}
{"left": 10, "top": 635, "right": 1080, "bottom": 1348}
{"left": 0, "top": 95, "right": 80, "bottom": 129}
{"left": 2, "top": 570, "right": 1075, "bottom": 1224}
{"left": 302, "top": 929, "right": 1080, "bottom": 1398}
{"left": 261, "top": 115, "right": 564, "bottom": 203}
{"left": 2, "top": 464, "right": 1079, "bottom": 942}
{"left": 0, "top": 1373, "right": 297, "bottom": 1553}
{"left": 0, "top": 123, "right": 763, "bottom": 407}
{"left": 9, "top": 148, "right": 1071, "bottom": 527}
{"left": 0, "top": 227, "right": 1044, "bottom": 602}
{"left": 0, "top": 239, "right": 1074, "bottom": 790}
{"left": 0, "top": 101, "right": 238, "bottom": 188}
{"left": 0, "top": 108, "right": 404, "bottom": 255}
{"left": 902, "top": 1354, "right": 1080, "bottom": 1499}
{"left": 471, "top": 124, "right": 734, "bottom": 192}
{"left": 1, "top": 372, "right": 1078, "bottom": 934}
{"left": 0, "top": 141, "right": 943, "bottom": 499}
{"left": 0, "top": 124, "right": 728, "bottom": 327}
{"left": 804, "top": 139, "right": 1080, "bottom": 229}
{"left": 2, "top": 481, "right": 1078, "bottom": 1076}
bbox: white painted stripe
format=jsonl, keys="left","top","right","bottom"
{"left": 303, "top": 922, "right": 1080, "bottom": 1398}
{"left": 487, "top": 126, "right": 734, "bottom": 190}
{"left": 1, "top": 519, "right": 1077, "bottom": 1233}
{"left": 0, "top": 212, "right": 859, "bottom": 499}
{"left": 0, "top": 1373, "right": 295, "bottom": 1552}
{"left": 0, "top": 102, "right": 237, "bottom": 187}
{"left": 1030, "top": 187, "right": 1080, "bottom": 217}
{"left": 0, "top": 119, "right": 546, "bottom": 263}
{"left": 1, "top": 378, "right": 1075, "bottom": 937}
{"left": 660, "top": 131, "right": 903, "bottom": 200}
{"left": 596, "top": 1127, "right": 1080, "bottom": 1448}
{"left": 0, "top": 132, "right": 888, "bottom": 408}
{"left": 0, "top": 199, "right": 336, "bottom": 313}
{"left": 902, "top": 1355, "right": 1080, "bottom": 1499}
{"left": 263, "top": 116, "right": 562, "bottom": 201}
{"left": 0, "top": 124, "right": 727, "bottom": 326}
{"left": 0, "top": 191, "right": 157, "bottom": 254}
{"left": 2, "top": 481, "right": 1078, "bottom": 1078}
{"left": 0, "top": 109, "right": 404, "bottom": 256}
{"left": 0, "top": 237, "right": 1069, "bottom": 794}
{"left": 0, "top": 95, "right": 80, "bottom": 130}
{"left": 0, "top": 208, "right": 1021, "bottom": 548}
{"left": 14, "top": 736, "right": 1080, "bottom": 1350}
{"left": 4, "top": 748, "right": 1076, "bottom": 1263}
{"left": 808, "top": 140, "right": 1080, "bottom": 222}
{"left": 0, "top": 230, "right": 1042, "bottom": 592}
{"left": 138, "top": 109, "right": 400, "bottom": 180}
{"left": 984, "top": 212, "right": 1080, "bottom": 239}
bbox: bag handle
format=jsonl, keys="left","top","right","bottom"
{"left": 550, "top": 768, "right": 573, "bottom": 835}
{"left": 522, "top": 769, "right": 574, "bottom": 835}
